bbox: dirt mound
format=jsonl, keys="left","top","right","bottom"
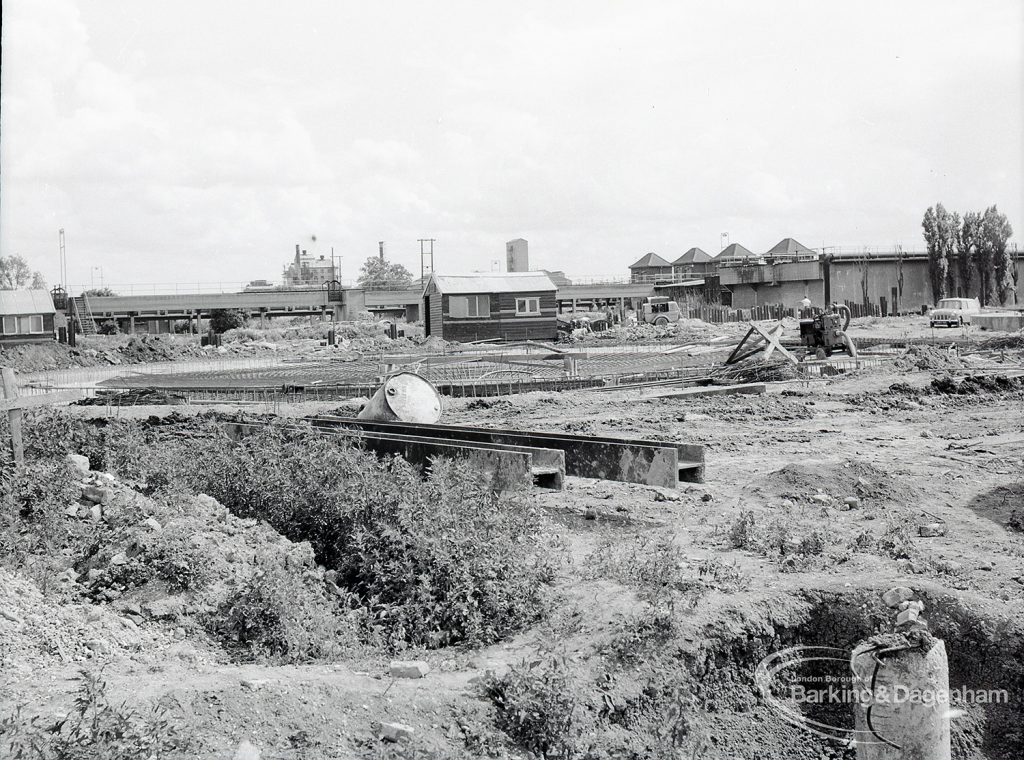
{"left": 931, "top": 374, "right": 1024, "bottom": 395}
{"left": 747, "top": 460, "right": 900, "bottom": 506}
{"left": 0, "top": 566, "right": 177, "bottom": 678}
{"left": 894, "top": 344, "right": 963, "bottom": 372}
{"left": 980, "top": 332, "right": 1024, "bottom": 350}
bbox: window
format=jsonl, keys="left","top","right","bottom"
{"left": 449, "top": 295, "right": 489, "bottom": 318}
{"left": 516, "top": 297, "right": 540, "bottom": 315}
{"left": 1, "top": 315, "right": 44, "bottom": 334}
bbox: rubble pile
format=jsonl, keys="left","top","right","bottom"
{"left": 894, "top": 344, "right": 964, "bottom": 372}
{"left": 747, "top": 459, "right": 900, "bottom": 508}
{"left": 1, "top": 452, "right": 331, "bottom": 679}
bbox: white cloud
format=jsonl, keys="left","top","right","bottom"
{"left": 1, "top": 0, "right": 1021, "bottom": 287}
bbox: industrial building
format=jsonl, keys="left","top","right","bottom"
{"left": 626, "top": 238, "right": 1024, "bottom": 312}
{"left": 422, "top": 272, "right": 558, "bottom": 342}
{"left": 282, "top": 244, "right": 338, "bottom": 287}
{"left": 506, "top": 239, "right": 529, "bottom": 272}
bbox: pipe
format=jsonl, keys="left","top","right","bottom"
{"left": 836, "top": 303, "right": 852, "bottom": 331}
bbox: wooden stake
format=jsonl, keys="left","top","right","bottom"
{"left": 2, "top": 368, "right": 25, "bottom": 465}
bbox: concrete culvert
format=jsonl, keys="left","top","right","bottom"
{"left": 357, "top": 372, "right": 442, "bottom": 423}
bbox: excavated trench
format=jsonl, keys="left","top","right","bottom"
{"left": 676, "top": 587, "right": 1023, "bottom": 760}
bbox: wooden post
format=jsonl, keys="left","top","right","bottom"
{"left": 2, "top": 368, "right": 24, "bottom": 465}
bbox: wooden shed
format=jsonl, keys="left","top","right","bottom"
{"left": 422, "top": 272, "right": 558, "bottom": 342}
{"left": 0, "top": 290, "right": 57, "bottom": 345}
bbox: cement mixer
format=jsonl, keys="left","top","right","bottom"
{"left": 358, "top": 372, "right": 442, "bottom": 424}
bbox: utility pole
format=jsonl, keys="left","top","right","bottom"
{"left": 418, "top": 238, "right": 436, "bottom": 283}
{"left": 58, "top": 229, "right": 67, "bottom": 288}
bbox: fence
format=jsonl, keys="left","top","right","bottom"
{"left": 684, "top": 301, "right": 884, "bottom": 324}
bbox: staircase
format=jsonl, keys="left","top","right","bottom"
{"left": 71, "top": 295, "right": 99, "bottom": 335}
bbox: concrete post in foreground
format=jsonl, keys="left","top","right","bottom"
{"left": 850, "top": 589, "right": 951, "bottom": 760}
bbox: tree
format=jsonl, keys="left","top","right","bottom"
{"left": 957, "top": 211, "right": 982, "bottom": 297}
{"left": 922, "top": 205, "right": 948, "bottom": 304}
{"left": 941, "top": 211, "right": 960, "bottom": 296}
{"left": 83, "top": 287, "right": 117, "bottom": 297}
{"left": 357, "top": 256, "right": 413, "bottom": 290}
{"left": 0, "top": 255, "right": 45, "bottom": 290}
{"left": 982, "top": 205, "right": 1014, "bottom": 305}
{"left": 209, "top": 309, "right": 248, "bottom": 334}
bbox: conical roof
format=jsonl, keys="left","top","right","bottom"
{"left": 628, "top": 252, "right": 673, "bottom": 269}
{"left": 671, "top": 247, "right": 713, "bottom": 266}
{"left": 765, "top": 238, "right": 815, "bottom": 256}
{"left": 716, "top": 243, "right": 756, "bottom": 260}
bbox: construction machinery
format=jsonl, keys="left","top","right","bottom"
{"left": 799, "top": 303, "right": 857, "bottom": 359}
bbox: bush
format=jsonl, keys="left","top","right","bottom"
{"left": 214, "top": 562, "right": 357, "bottom": 663}
{"left": 90, "top": 421, "right": 556, "bottom": 649}
{"left": 484, "top": 648, "right": 583, "bottom": 759}
{"left": 221, "top": 327, "right": 262, "bottom": 343}
{"left": 0, "top": 668, "right": 186, "bottom": 759}
{"left": 0, "top": 459, "right": 85, "bottom": 591}
{"left": 97, "top": 320, "right": 120, "bottom": 335}
{"left": 209, "top": 309, "right": 247, "bottom": 334}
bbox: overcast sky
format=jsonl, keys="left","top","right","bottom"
{"left": 2, "top": 0, "right": 1021, "bottom": 289}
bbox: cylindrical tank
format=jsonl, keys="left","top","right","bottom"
{"left": 850, "top": 636, "right": 951, "bottom": 760}
{"left": 357, "top": 372, "right": 442, "bottom": 423}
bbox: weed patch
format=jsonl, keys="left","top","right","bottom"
{"left": 0, "top": 668, "right": 187, "bottom": 759}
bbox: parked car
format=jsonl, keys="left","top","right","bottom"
{"left": 928, "top": 297, "right": 981, "bottom": 328}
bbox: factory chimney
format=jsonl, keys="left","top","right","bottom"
{"left": 379, "top": 241, "right": 385, "bottom": 261}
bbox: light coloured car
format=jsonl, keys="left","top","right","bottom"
{"left": 929, "top": 297, "right": 981, "bottom": 328}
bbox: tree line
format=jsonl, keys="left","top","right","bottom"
{"left": 922, "top": 204, "right": 1014, "bottom": 305}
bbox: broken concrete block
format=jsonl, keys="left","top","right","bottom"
{"left": 85, "top": 638, "right": 111, "bottom": 655}
{"left": 89, "top": 504, "right": 103, "bottom": 522}
{"left": 82, "top": 485, "right": 111, "bottom": 505}
{"left": 142, "top": 516, "right": 162, "bottom": 532}
{"left": 0, "top": 609, "right": 24, "bottom": 625}
{"left": 895, "top": 608, "right": 927, "bottom": 630}
{"left": 390, "top": 660, "right": 430, "bottom": 679}
{"left": 810, "top": 493, "right": 832, "bottom": 505}
{"left": 66, "top": 453, "right": 91, "bottom": 477}
{"left": 651, "top": 488, "right": 682, "bottom": 502}
{"left": 843, "top": 497, "right": 861, "bottom": 509}
{"left": 109, "top": 553, "right": 128, "bottom": 566}
{"left": 380, "top": 722, "right": 415, "bottom": 742}
{"left": 934, "top": 559, "right": 963, "bottom": 574}
{"left": 583, "top": 507, "right": 597, "bottom": 520}
{"left": 65, "top": 504, "right": 81, "bottom": 518}
{"left": 232, "top": 740, "right": 262, "bottom": 760}
{"left": 918, "top": 522, "right": 946, "bottom": 537}
{"left": 881, "top": 587, "right": 915, "bottom": 608}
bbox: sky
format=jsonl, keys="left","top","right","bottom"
{"left": 2, "top": 0, "right": 1022, "bottom": 289}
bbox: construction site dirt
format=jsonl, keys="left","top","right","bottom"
{"left": 2, "top": 317, "right": 1023, "bottom": 760}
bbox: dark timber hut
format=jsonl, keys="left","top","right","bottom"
{"left": 0, "top": 290, "right": 57, "bottom": 345}
{"left": 422, "top": 272, "right": 558, "bottom": 342}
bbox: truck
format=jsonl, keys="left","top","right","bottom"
{"left": 641, "top": 296, "right": 682, "bottom": 326}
